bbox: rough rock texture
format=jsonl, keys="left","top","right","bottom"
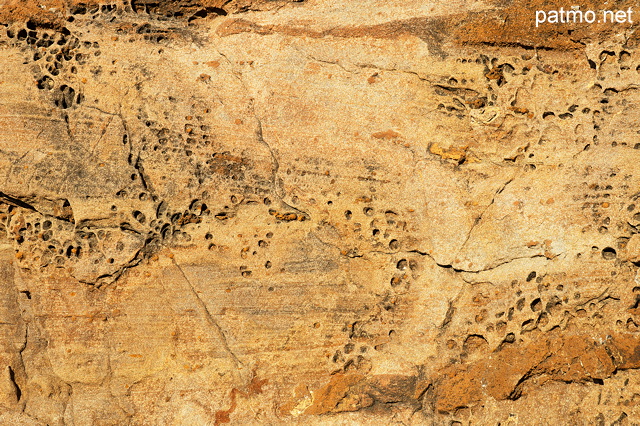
{"left": 1, "top": 0, "right": 640, "bottom": 424}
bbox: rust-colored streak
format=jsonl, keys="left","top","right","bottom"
{"left": 216, "top": 0, "right": 640, "bottom": 53}
{"left": 371, "top": 130, "right": 401, "bottom": 140}
{"left": 214, "top": 388, "right": 239, "bottom": 426}
{"left": 435, "top": 329, "right": 640, "bottom": 413}
{"left": 214, "top": 376, "right": 268, "bottom": 425}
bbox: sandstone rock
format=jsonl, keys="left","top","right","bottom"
{"left": 625, "top": 233, "right": 640, "bottom": 263}
{"left": 0, "top": 0, "right": 640, "bottom": 424}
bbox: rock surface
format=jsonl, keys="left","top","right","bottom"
{"left": 1, "top": 0, "right": 640, "bottom": 424}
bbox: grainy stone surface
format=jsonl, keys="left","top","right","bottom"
{"left": 1, "top": 0, "right": 640, "bottom": 424}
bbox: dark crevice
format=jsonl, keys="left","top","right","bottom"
{"left": 8, "top": 366, "right": 21, "bottom": 401}
{"left": 188, "top": 7, "right": 228, "bottom": 22}
{"left": 466, "top": 41, "right": 559, "bottom": 51}
{"left": 439, "top": 301, "right": 455, "bottom": 330}
{"left": 0, "top": 192, "right": 37, "bottom": 211}
{"left": 507, "top": 351, "right": 555, "bottom": 401}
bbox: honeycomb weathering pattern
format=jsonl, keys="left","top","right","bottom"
{"left": 1, "top": 0, "right": 640, "bottom": 423}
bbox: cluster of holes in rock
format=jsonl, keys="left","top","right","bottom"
{"left": 571, "top": 171, "right": 640, "bottom": 268}
{"left": 280, "top": 174, "right": 419, "bottom": 347}
{"left": 6, "top": 186, "right": 282, "bottom": 276}
{"left": 118, "top": 126, "right": 215, "bottom": 247}
{"left": 69, "top": 5, "right": 176, "bottom": 44}
{"left": 137, "top": 105, "right": 279, "bottom": 221}
{"left": 589, "top": 197, "right": 640, "bottom": 319}
{"left": 331, "top": 341, "right": 370, "bottom": 374}
{"left": 133, "top": 22, "right": 170, "bottom": 43}
{"left": 226, "top": 231, "right": 275, "bottom": 278}
{"left": 280, "top": 159, "right": 416, "bottom": 294}
{"left": 2, "top": 1, "right": 233, "bottom": 113}
{"left": 129, "top": 1, "right": 228, "bottom": 21}
{"left": 117, "top": 100, "right": 299, "bottom": 273}
{"left": 8, "top": 211, "right": 128, "bottom": 269}
{"left": 437, "top": 54, "right": 525, "bottom": 119}
{"left": 342, "top": 203, "right": 408, "bottom": 255}
{"left": 328, "top": 205, "right": 417, "bottom": 359}
{"left": 579, "top": 183, "right": 625, "bottom": 244}
{"left": 537, "top": 50, "right": 640, "bottom": 152}
{"left": 5, "top": 21, "right": 99, "bottom": 110}
{"left": 339, "top": 291, "right": 402, "bottom": 359}
{"left": 504, "top": 90, "right": 633, "bottom": 171}
{"left": 68, "top": 2, "right": 122, "bottom": 22}
{"left": 115, "top": 191, "right": 209, "bottom": 244}
{"left": 390, "top": 257, "right": 418, "bottom": 290}
{"left": 136, "top": 113, "right": 258, "bottom": 212}
{"left": 593, "top": 49, "right": 640, "bottom": 75}
{"left": 66, "top": 1, "right": 229, "bottom": 21}
{"left": 449, "top": 271, "right": 604, "bottom": 358}
{"left": 443, "top": 49, "right": 640, "bottom": 151}
{"left": 140, "top": 109, "right": 247, "bottom": 189}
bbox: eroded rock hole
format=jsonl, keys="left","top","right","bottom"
{"left": 132, "top": 210, "right": 146, "bottom": 224}
{"left": 53, "top": 85, "right": 76, "bottom": 109}
{"left": 530, "top": 298, "right": 542, "bottom": 312}
{"left": 602, "top": 247, "right": 617, "bottom": 260}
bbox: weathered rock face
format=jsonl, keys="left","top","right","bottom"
{"left": 1, "top": 0, "right": 640, "bottom": 424}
